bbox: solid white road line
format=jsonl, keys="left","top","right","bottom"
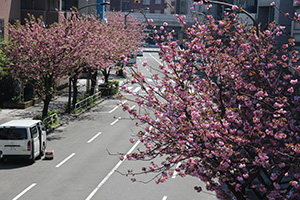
{"left": 87, "top": 132, "right": 102, "bottom": 144}
{"left": 12, "top": 183, "right": 37, "bottom": 200}
{"left": 162, "top": 196, "right": 168, "bottom": 200}
{"left": 85, "top": 141, "right": 141, "bottom": 200}
{"left": 172, "top": 162, "right": 182, "bottom": 179}
{"left": 149, "top": 53, "right": 162, "bottom": 65}
{"left": 55, "top": 153, "right": 76, "bottom": 168}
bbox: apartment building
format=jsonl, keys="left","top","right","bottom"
{"left": 0, "top": 0, "right": 21, "bottom": 41}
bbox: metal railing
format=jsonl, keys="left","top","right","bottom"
{"left": 43, "top": 113, "right": 58, "bottom": 132}
{"left": 74, "top": 91, "right": 102, "bottom": 113}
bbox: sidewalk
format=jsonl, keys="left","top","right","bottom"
{"left": 0, "top": 75, "right": 126, "bottom": 125}
{"left": 0, "top": 87, "right": 78, "bottom": 125}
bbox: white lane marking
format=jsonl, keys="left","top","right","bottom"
{"left": 108, "top": 106, "right": 119, "bottom": 113}
{"left": 130, "top": 105, "right": 136, "bottom": 110}
{"left": 55, "top": 153, "right": 76, "bottom": 168}
{"left": 172, "top": 162, "right": 182, "bottom": 178}
{"left": 162, "top": 196, "right": 168, "bottom": 200}
{"left": 85, "top": 141, "right": 141, "bottom": 200}
{"left": 87, "top": 132, "right": 102, "bottom": 144}
{"left": 110, "top": 119, "right": 119, "bottom": 126}
{"left": 133, "top": 87, "right": 141, "bottom": 93}
{"left": 149, "top": 53, "right": 162, "bottom": 65}
{"left": 12, "top": 183, "right": 37, "bottom": 200}
{"left": 108, "top": 100, "right": 127, "bottom": 113}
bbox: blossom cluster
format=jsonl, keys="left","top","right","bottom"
{"left": 120, "top": 5, "right": 300, "bottom": 200}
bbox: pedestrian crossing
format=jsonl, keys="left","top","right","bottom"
{"left": 119, "top": 78, "right": 167, "bottom": 96}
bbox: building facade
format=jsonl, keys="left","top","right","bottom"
{"left": 0, "top": 0, "right": 21, "bottom": 41}
{"left": 109, "top": 0, "right": 166, "bottom": 14}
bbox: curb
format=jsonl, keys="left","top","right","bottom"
{"left": 48, "top": 95, "right": 111, "bottom": 133}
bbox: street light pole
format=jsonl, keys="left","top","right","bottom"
{"left": 124, "top": 8, "right": 149, "bottom": 29}
{"left": 77, "top": 2, "right": 110, "bottom": 12}
{"left": 124, "top": 9, "right": 134, "bottom": 29}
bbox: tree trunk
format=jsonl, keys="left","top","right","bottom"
{"left": 67, "top": 77, "right": 72, "bottom": 114}
{"left": 72, "top": 75, "right": 78, "bottom": 110}
{"left": 42, "top": 94, "right": 52, "bottom": 119}
{"left": 86, "top": 71, "right": 91, "bottom": 93}
{"left": 90, "top": 71, "right": 98, "bottom": 96}
{"left": 101, "top": 69, "right": 110, "bottom": 84}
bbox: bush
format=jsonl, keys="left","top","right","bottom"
{"left": 99, "top": 80, "right": 119, "bottom": 96}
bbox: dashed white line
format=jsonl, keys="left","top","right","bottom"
{"left": 133, "top": 87, "right": 141, "bottom": 93}
{"left": 108, "top": 100, "right": 127, "bottom": 113}
{"left": 172, "top": 162, "right": 182, "bottom": 178}
{"left": 85, "top": 141, "right": 140, "bottom": 200}
{"left": 55, "top": 153, "right": 76, "bottom": 168}
{"left": 110, "top": 118, "right": 119, "bottom": 126}
{"left": 108, "top": 106, "right": 119, "bottom": 113}
{"left": 130, "top": 105, "right": 136, "bottom": 110}
{"left": 162, "top": 196, "right": 168, "bottom": 200}
{"left": 12, "top": 183, "right": 37, "bottom": 200}
{"left": 87, "top": 132, "right": 102, "bottom": 143}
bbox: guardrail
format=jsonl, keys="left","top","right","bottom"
{"left": 43, "top": 113, "right": 58, "bottom": 132}
{"left": 74, "top": 91, "right": 102, "bottom": 113}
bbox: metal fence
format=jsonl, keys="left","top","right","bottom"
{"left": 74, "top": 91, "right": 102, "bottom": 113}
{"left": 42, "top": 113, "right": 58, "bottom": 132}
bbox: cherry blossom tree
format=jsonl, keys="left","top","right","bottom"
{"left": 120, "top": 2, "right": 300, "bottom": 200}
{"left": 6, "top": 15, "right": 71, "bottom": 118}
{"left": 88, "top": 11, "right": 145, "bottom": 88}
{"left": 57, "top": 10, "right": 104, "bottom": 112}
{"left": 5, "top": 10, "right": 145, "bottom": 114}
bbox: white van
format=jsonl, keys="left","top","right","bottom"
{"left": 0, "top": 120, "right": 47, "bottom": 162}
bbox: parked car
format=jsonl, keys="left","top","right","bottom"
{"left": 126, "top": 53, "right": 136, "bottom": 66}
{"left": 0, "top": 120, "right": 47, "bottom": 162}
{"left": 136, "top": 49, "right": 143, "bottom": 56}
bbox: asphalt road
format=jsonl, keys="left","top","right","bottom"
{"left": 0, "top": 51, "right": 218, "bottom": 200}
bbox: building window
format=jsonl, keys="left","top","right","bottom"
{"left": 143, "top": 0, "right": 150, "bottom": 5}
{"left": 154, "top": 10, "right": 161, "bottom": 14}
{"left": 155, "top": 0, "right": 161, "bottom": 4}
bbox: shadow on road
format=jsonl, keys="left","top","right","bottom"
{"left": 0, "top": 158, "right": 34, "bottom": 170}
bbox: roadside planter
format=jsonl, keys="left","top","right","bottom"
{"left": 3, "top": 98, "right": 42, "bottom": 109}
{"left": 98, "top": 80, "right": 119, "bottom": 96}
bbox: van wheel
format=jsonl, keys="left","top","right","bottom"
{"left": 29, "top": 154, "right": 35, "bottom": 164}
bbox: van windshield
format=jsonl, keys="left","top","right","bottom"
{"left": 0, "top": 128, "right": 27, "bottom": 140}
